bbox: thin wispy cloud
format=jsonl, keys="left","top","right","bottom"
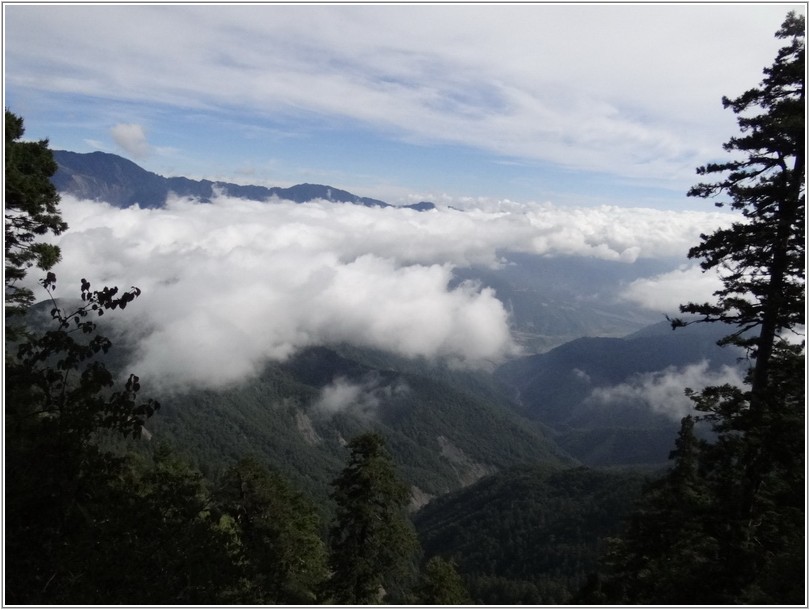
{"left": 313, "top": 376, "right": 410, "bottom": 418}
{"left": 4, "top": 4, "right": 799, "bottom": 206}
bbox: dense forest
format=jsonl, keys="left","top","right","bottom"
{"left": 4, "top": 11, "right": 804, "bottom": 605}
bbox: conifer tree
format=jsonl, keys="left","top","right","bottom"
{"left": 324, "top": 432, "right": 419, "bottom": 604}
{"left": 675, "top": 10, "right": 805, "bottom": 400}
{"left": 216, "top": 457, "right": 329, "bottom": 604}
{"left": 414, "top": 556, "right": 472, "bottom": 605}
{"left": 4, "top": 109, "right": 68, "bottom": 322}
{"left": 593, "top": 13, "right": 805, "bottom": 605}
{"left": 676, "top": 13, "right": 805, "bottom": 600}
{"left": 594, "top": 417, "right": 719, "bottom": 604}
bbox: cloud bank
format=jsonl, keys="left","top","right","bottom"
{"left": 38, "top": 195, "right": 739, "bottom": 392}
{"left": 620, "top": 264, "right": 725, "bottom": 315}
{"left": 587, "top": 361, "right": 747, "bottom": 421}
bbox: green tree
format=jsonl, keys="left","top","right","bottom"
{"left": 216, "top": 457, "right": 329, "bottom": 604}
{"left": 324, "top": 432, "right": 420, "bottom": 604}
{"left": 55, "top": 445, "right": 240, "bottom": 605}
{"left": 3, "top": 112, "right": 169, "bottom": 603}
{"left": 414, "top": 556, "right": 472, "bottom": 604}
{"left": 5, "top": 109, "right": 68, "bottom": 322}
{"left": 591, "top": 417, "right": 718, "bottom": 604}
{"left": 689, "top": 341, "right": 804, "bottom": 603}
{"left": 676, "top": 12, "right": 805, "bottom": 601}
{"left": 595, "top": 13, "right": 805, "bottom": 605}
{"left": 675, "top": 11, "right": 805, "bottom": 402}
{"left": 4, "top": 278, "right": 164, "bottom": 603}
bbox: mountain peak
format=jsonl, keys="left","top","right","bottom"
{"left": 50, "top": 150, "right": 428, "bottom": 210}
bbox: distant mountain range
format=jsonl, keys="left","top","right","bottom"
{"left": 51, "top": 150, "right": 436, "bottom": 211}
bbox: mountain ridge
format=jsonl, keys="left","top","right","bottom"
{"left": 495, "top": 320, "right": 744, "bottom": 466}
{"left": 51, "top": 149, "right": 435, "bottom": 211}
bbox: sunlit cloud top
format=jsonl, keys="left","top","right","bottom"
{"left": 27, "top": 194, "right": 738, "bottom": 392}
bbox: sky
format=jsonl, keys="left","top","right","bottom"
{"left": 3, "top": 2, "right": 803, "bottom": 209}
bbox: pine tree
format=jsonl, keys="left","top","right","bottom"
{"left": 676, "top": 13, "right": 805, "bottom": 601}
{"left": 324, "top": 433, "right": 420, "bottom": 604}
{"left": 593, "top": 13, "right": 805, "bottom": 605}
{"left": 593, "top": 417, "right": 719, "bottom": 604}
{"left": 216, "top": 457, "right": 328, "bottom": 603}
{"left": 4, "top": 109, "right": 68, "bottom": 322}
{"left": 676, "top": 11, "right": 805, "bottom": 401}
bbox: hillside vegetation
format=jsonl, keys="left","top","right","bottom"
{"left": 414, "top": 464, "right": 646, "bottom": 604}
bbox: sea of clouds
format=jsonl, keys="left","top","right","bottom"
{"left": 34, "top": 194, "right": 738, "bottom": 393}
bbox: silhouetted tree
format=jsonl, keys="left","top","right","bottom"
{"left": 594, "top": 13, "right": 805, "bottom": 605}
{"left": 4, "top": 111, "right": 164, "bottom": 603}
{"left": 676, "top": 12, "right": 805, "bottom": 601}
{"left": 675, "top": 10, "right": 805, "bottom": 402}
{"left": 5, "top": 109, "right": 67, "bottom": 322}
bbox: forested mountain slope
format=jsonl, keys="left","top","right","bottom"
{"left": 137, "top": 345, "right": 575, "bottom": 511}
{"left": 496, "top": 320, "right": 746, "bottom": 466}
{"left": 414, "top": 464, "right": 647, "bottom": 604}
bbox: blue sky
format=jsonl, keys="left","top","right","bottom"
{"left": 3, "top": 3, "right": 802, "bottom": 209}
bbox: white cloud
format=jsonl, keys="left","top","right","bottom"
{"left": 110, "top": 123, "right": 151, "bottom": 158}
{"left": 620, "top": 264, "right": 725, "bottom": 315}
{"left": 573, "top": 368, "right": 591, "bottom": 383}
{"left": 313, "top": 375, "right": 409, "bottom": 418}
{"left": 37, "top": 194, "right": 740, "bottom": 393}
{"left": 587, "top": 360, "right": 747, "bottom": 420}
{"left": 315, "top": 378, "right": 371, "bottom": 414}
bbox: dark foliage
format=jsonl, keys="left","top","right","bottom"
{"left": 413, "top": 556, "right": 472, "bottom": 604}
{"left": 5, "top": 110, "right": 68, "bottom": 323}
{"left": 324, "top": 433, "right": 420, "bottom": 604}
{"left": 414, "top": 465, "right": 646, "bottom": 604}
{"left": 214, "top": 457, "right": 329, "bottom": 603}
